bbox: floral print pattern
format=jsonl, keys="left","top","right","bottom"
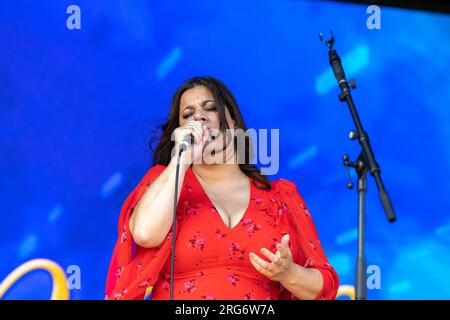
{"left": 105, "top": 165, "right": 339, "bottom": 300}
{"left": 187, "top": 231, "right": 207, "bottom": 251}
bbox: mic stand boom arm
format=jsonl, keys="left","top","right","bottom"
{"left": 319, "top": 32, "right": 397, "bottom": 300}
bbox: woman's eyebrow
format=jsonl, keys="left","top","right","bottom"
{"left": 182, "top": 100, "right": 215, "bottom": 111}
{"left": 201, "top": 99, "right": 214, "bottom": 105}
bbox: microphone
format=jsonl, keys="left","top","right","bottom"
{"left": 179, "top": 120, "right": 205, "bottom": 152}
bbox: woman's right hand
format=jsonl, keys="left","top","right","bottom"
{"left": 172, "top": 120, "right": 209, "bottom": 166}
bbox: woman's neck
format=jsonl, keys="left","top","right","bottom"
{"left": 192, "top": 163, "right": 245, "bottom": 184}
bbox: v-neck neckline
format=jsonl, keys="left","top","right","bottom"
{"left": 189, "top": 167, "right": 253, "bottom": 231}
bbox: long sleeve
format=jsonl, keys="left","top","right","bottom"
{"left": 274, "top": 179, "right": 339, "bottom": 300}
{"left": 105, "top": 164, "right": 171, "bottom": 300}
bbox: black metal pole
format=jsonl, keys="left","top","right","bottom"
{"left": 320, "top": 32, "right": 397, "bottom": 300}
{"left": 356, "top": 169, "right": 367, "bottom": 300}
{"left": 170, "top": 148, "right": 183, "bottom": 300}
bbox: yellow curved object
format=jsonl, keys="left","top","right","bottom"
{"left": 337, "top": 285, "right": 355, "bottom": 300}
{"left": 0, "top": 259, "right": 69, "bottom": 300}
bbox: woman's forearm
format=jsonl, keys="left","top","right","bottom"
{"left": 129, "top": 152, "right": 190, "bottom": 248}
{"left": 280, "top": 263, "right": 323, "bottom": 300}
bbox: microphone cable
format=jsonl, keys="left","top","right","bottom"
{"left": 170, "top": 146, "right": 184, "bottom": 300}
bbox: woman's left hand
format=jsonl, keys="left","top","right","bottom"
{"left": 249, "top": 234, "right": 296, "bottom": 283}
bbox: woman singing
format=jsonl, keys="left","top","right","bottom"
{"left": 105, "top": 76, "right": 339, "bottom": 300}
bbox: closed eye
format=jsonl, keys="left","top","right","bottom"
{"left": 205, "top": 104, "right": 217, "bottom": 111}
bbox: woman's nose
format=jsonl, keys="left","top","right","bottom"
{"left": 193, "top": 111, "right": 207, "bottom": 122}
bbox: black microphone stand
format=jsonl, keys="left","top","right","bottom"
{"left": 170, "top": 123, "right": 205, "bottom": 300}
{"left": 170, "top": 147, "right": 184, "bottom": 300}
{"left": 319, "top": 32, "right": 397, "bottom": 300}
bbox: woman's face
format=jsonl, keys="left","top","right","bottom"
{"left": 178, "top": 85, "right": 235, "bottom": 130}
{"left": 178, "top": 85, "right": 237, "bottom": 163}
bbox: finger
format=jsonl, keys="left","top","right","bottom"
{"left": 249, "top": 252, "right": 271, "bottom": 269}
{"left": 179, "top": 123, "right": 197, "bottom": 136}
{"left": 202, "top": 124, "right": 209, "bottom": 143}
{"left": 182, "top": 121, "right": 201, "bottom": 129}
{"left": 183, "top": 121, "right": 203, "bottom": 133}
{"left": 249, "top": 253, "right": 271, "bottom": 276}
{"left": 194, "top": 127, "right": 203, "bottom": 145}
{"left": 277, "top": 234, "right": 291, "bottom": 259}
{"left": 186, "top": 125, "right": 202, "bottom": 146}
{"left": 280, "top": 234, "right": 289, "bottom": 248}
{"left": 194, "top": 121, "right": 207, "bottom": 142}
{"left": 260, "top": 248, "right": 279, "bottom": 264}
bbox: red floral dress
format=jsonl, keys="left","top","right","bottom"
{"left": 105, "top": 165, "right": 339, "bottom": 300}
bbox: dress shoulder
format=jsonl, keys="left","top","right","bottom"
{"left": 273, "top": 178, "right": 297, "bottom": 189}
{"left": 271, "top": 178, "right": 302, "bottom": 198}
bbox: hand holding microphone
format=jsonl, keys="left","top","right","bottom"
{"left": 179, "top": 120, "right": 205, "bottom": 151}
{"left": 173, "top": 120, "right": 210, "bottom": 164}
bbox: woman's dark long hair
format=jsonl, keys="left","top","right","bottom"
{"left": 150, "top": 76, "right": 271, "bottom": 190}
